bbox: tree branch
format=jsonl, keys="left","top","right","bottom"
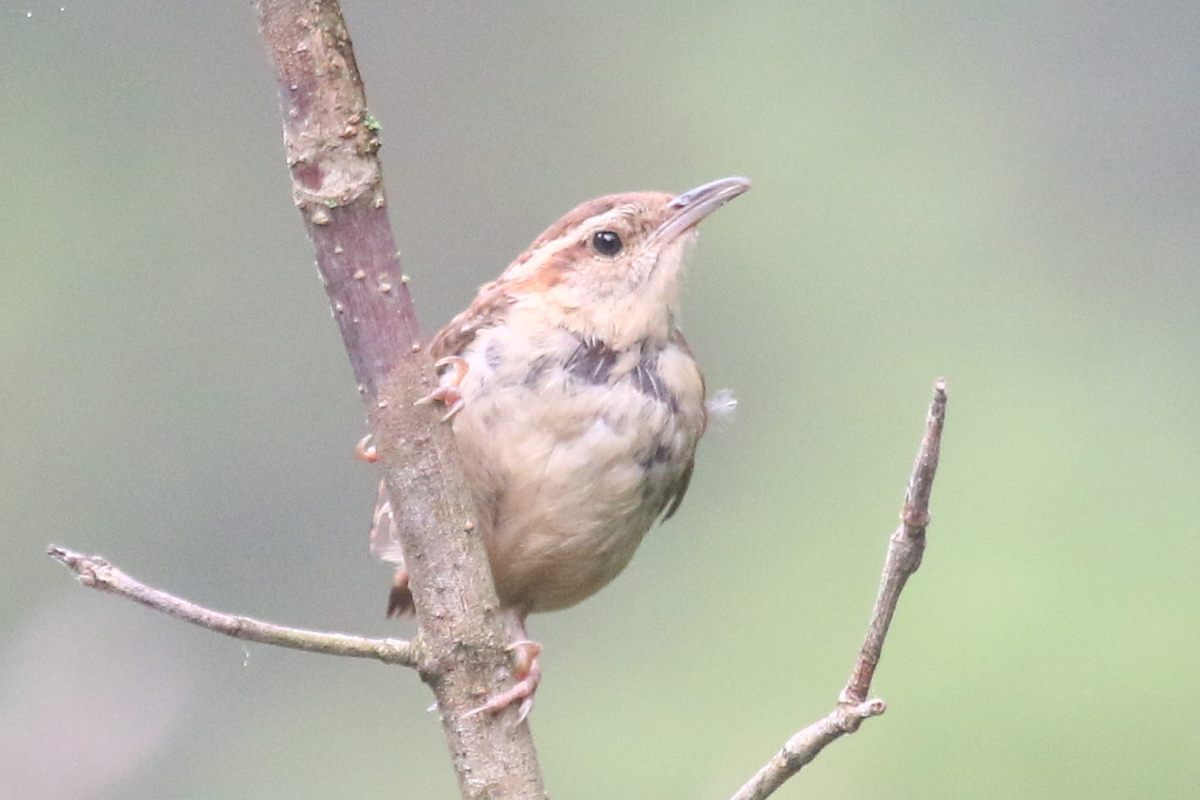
{"left": 47, "top": 546, "right": 419, "bottom": 665}
{"left": 252, "top": 2, "right": 546, "bottom": 798}
{"left": 729, "top": 379, "right": 948, "bottom": 800}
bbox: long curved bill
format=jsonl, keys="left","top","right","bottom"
{"left": 653, "top": 176, "right": 752, "bottom": 244}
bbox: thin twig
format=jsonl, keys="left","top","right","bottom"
{"left": 729, "top": 379, "right": 947, "bottom": 800}
{"left": 47, "top": 546, "right": 418, "bottom": 665}
{"left": 842, "top": 378, "right": 945, "bottom": 704}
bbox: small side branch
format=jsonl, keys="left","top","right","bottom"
{"left": 47, "top": 546, "right": 418, "bottom": 667}
{"left": 730, "top": 379, "right": 947, "bottom": 800}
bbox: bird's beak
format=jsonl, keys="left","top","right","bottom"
{"left": 653, "top": 176, "right": 752, "bottom": 244}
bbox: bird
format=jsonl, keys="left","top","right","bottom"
{"left": 362, "top": 176, "right": 750, "bottom": 719}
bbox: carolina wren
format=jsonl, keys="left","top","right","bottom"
{"left": 365, "top": 176, "right": 750, "bottom": 718}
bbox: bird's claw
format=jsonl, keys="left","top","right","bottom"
{"left": 414, "top": 356, "right": 469, "bottom": 421}
{"left": 354, "top": 434, "right": 378, "bottom": 462}
{"left": 463, "top": 640, "right": 542, "bottom": 723}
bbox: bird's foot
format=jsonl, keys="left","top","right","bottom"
{"left": 464, "top": 639, "right": 542, "bottom": 723}
{"left": 354, "top": 434, "right": 378, "bottom": 462}
{"left": 414, "top": 356, "right": 469, "bottom": 421}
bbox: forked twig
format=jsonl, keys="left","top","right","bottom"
{"left": 729, "top": 379, "right": 947, "bottom": 800}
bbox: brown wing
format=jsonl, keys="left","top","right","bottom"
{"left": 660, "top": 457, "right": 695, "bottom": 522}
{"left": 658, "top": 327, "right": 705, "bottom": 523}
{"left": 428, "top": 278, "right": 515, "bottom": 359}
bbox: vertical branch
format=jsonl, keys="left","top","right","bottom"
{"left": 256, "top": 0, "right": 412, "bottom": 398}
{"left": 252, "top": 2, "right": 545, "bottom": 798}
{"left": 842, "top": 378, "right": 945, "bottom": 705}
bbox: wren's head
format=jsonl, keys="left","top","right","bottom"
{"left": 501, "top": 177, "right": 750, "bottom": 349}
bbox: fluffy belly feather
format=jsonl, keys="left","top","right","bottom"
{"left": 449, "top": 328, "right": 704, "bottom": 613}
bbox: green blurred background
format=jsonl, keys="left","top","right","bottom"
{"left": 4, "top": 1, "right": 1199, "bottom": 798}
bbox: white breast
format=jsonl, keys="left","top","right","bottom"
{"left": 447, "top": 325, "right": 704, "bottom": 613}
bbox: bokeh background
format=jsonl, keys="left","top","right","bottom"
{"left": 4, "top": 1, "right": 1199, "bottom": 798}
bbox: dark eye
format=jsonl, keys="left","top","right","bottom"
{"left": 591, "top": 230, "right": 623, "bottom": 257}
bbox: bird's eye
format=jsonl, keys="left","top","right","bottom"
{"left": 590, "top": 230, "right": 623, "bottom": 257}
